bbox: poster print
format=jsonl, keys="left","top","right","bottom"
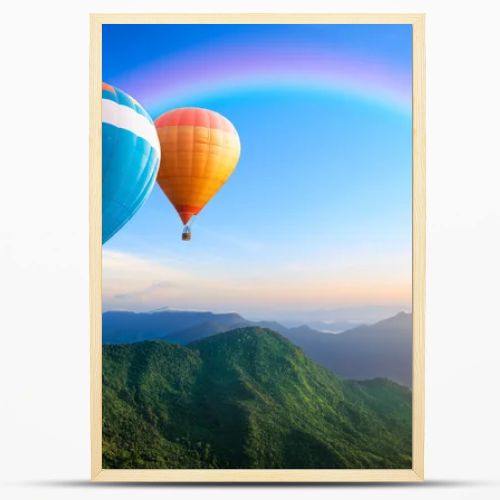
{"left": 90, "top": 14, "right": 425, "bottom": 482}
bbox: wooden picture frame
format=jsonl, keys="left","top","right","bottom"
{"left": 90, "top": 13, "right": 425, "bottom": 482}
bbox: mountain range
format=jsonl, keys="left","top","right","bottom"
{"left": 103, "top": 309, "right": 412, "bottom": 386}
{"left": 103, "top": 327, "right": 412, "bottom": 469}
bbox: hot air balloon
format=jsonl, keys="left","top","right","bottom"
{"left": 102, "top": 83, "right": 161, "bottom": 243}
{"left": 155, "top": 108, "right": 240, "bottom": 240}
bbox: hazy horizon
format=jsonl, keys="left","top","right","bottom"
{"left": 101, "top": 300, "right": 412, "bottom": 326}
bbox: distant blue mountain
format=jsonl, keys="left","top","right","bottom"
{"left": 102, "top": 310, "right": 246, "bottom": 344}
{"left": 281, "top": 312, "right": 412, "bottom": 387}
{"left": 102, "top": 309, "right": 412, "bottom": 386}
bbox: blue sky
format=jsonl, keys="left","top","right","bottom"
{"left": 102, "top": 24, "right": 412, "bottom": 320}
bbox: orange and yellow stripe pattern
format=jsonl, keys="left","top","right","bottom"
{"left": 155, "top": 108, "right": 241, "bottom": 225}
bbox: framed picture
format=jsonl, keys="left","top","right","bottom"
{"left": 90, "top": 13, "right": 425, "bottom": 482}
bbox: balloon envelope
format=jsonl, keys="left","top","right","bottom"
{"left": 155, "top": 108, "right": 240, "bottom": 225}
{"left": 102, "top": 83, "right": 160, "bottom": 243}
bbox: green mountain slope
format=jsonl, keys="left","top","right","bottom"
{"left": 103, "top": 327, "right": 411, "bottom": 469}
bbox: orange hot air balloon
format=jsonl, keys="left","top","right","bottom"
{"left": 155, "top": 108, "right": 241, "bottom": 240}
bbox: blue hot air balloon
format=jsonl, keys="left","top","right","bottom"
{"left": 102, "top": 83, "right": 161, "bottom": 243}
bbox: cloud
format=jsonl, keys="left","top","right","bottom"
{"left": 102, "top": 250, "right": 194, "bottom": 310}
{"left": 102, "top": 248, "right": 411, "bottom": 315}
{"left": 113, "top": 280, "right": 177, "bottom": 300}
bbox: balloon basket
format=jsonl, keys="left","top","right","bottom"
{"left": 182, "top": 226, "right": 191, "bottom": 241}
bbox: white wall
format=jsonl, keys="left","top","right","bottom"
{"left": 1, "top": 1, "right": 499, "bottom": 499}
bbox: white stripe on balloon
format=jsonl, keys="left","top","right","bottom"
{"left": 102, "top": 99, "right": 161, "bottom": 156}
